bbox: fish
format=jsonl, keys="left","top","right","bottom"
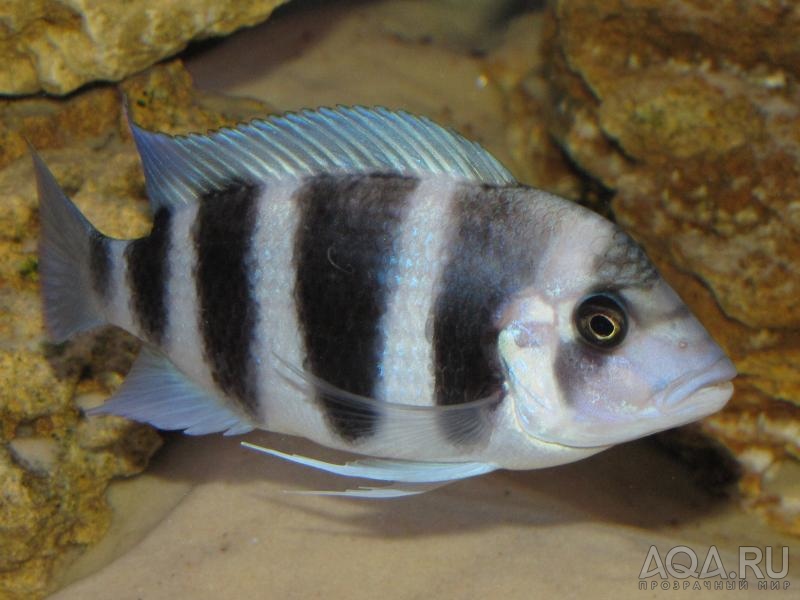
{"left": 33, "top": 105, "right": 737, "bottom": 497}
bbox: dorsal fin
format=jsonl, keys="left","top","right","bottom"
{"left": 128, "top": 105, "right": 516, "bottom": 212}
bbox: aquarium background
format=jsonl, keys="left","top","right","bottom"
{"left": 0, "top": 1, "right": 797, "bottom": 598}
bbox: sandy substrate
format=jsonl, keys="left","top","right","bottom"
{"left": 54, "top": 432, "right": 789, "bottom": 599}
{"left": 52, "top": 1, "right": 796, "bottom": 597}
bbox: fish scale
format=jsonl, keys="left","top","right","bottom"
{"left": 193, "top": 180, "right": 261, "bottom": 418}
{"left": 125, "top": 208, "right": 172, "bottom": 344}
{"left": 32, "top": 105, "right": 736, "bottom": 497}
{"left": 292, "top": 173, "right": 417, "bottom": 442}
{"left": 375, "top": 176, "right": 457, "bottom": 409}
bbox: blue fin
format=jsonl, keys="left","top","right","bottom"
{"left": 242, "top": 442, "right": 495, "bottom": 497}
{"left": 288, "top": 482, "right": 452, "bottom": 499}
{"left": 127, "top": 106, "right": 516, "bottom": 212}
{"left": 87, "top": 346, "right": 254, "bottom": 436}
{"left": 33, "top": 149, "right": 107, "bottom": 342}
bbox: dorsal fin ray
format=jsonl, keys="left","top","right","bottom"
{"left": 127, "top": 106, "right": 516, "bottom": 212}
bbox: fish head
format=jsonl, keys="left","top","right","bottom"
{"left": 497, "top": 210, "right": 736, "bottom": 449}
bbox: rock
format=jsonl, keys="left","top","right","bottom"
{"left": 511, "top": 0, "right": 800, "bottom": 534}
{"left": 484, "top": 13, "right": 584, "bottom": 200}
{"left": 0, "top": 60, "right": 271, "bottom": 599}
{"left": 0, "top": 0, "right": 287, "bottom": 95}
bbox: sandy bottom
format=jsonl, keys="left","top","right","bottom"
{"left": 52, "top": 1, "right": 796, "bottom": 597}
{"left": 54, "top": 433, "right": 790, "bottom": 599}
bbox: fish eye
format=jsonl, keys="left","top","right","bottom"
{"left": 575, "top": 293, "right": 628, "bottom": 349}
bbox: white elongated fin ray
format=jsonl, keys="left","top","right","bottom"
{"left": 243, "top": 443, "right": 496, "bottom": 497}
{"left": 242, "top": 443, "right": 496, "bottom": 483}
{"left": 128, "top": 105, "right": 516, "bottom": 212}
{"left": 87, "top": 346, "right": 254, "bottom": 436}
{"left": 272, "top": 353, "right": 502, "bottom": 450}
{"left": 288, "top": 482, "right": 452, "bottom": 498}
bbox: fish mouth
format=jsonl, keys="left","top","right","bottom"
{"left": 514, "top": 354, "right": 736, "bottom": 450}
{"left": 552, "top": 356, "right": 735, "bottom": 448}
{"left": 657, "top": 355, "right": 737, "bottom": 419}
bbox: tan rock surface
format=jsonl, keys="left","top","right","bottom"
{"left": 0, "top": 60, "right": 270, "bottom": 599}
{"left": 0, "top": 0, "right": 286, "bottom": 95}
{"left": 513, "top": 0, "right": 800, "bottom": 534}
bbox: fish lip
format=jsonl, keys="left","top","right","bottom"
{"left": 657, "top": 355, "right": 737, "bottom": 414}
{"left": 551, "top": 356, "right": 736, "bottom": 449}
{"left": 512, "top": 354, "right": 736, "bottom": 450}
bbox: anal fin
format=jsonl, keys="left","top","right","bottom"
{"left": 87, "top": 346, "right": 254, "bottom": 436}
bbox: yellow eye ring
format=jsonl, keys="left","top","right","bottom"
{"left": 575, "top": 293, "right": 628, "bottom": 349}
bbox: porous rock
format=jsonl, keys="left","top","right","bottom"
{"left": 0, "top": 0, "right": 287, "bottom": 95}
{"left": 0, "top": 60, "right": 271, "bottom": 599}
{"left": 525, "top": 0, "right": 800, "bottom": 534}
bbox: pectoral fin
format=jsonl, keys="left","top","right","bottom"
{"left": 272, "top": 353, "right": 501, "bottom": 450}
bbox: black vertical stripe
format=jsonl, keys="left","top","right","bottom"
{"left": 126, "top": 208, "right": 171, "bottom": 343}
{"left": 293, "top": 174, "right": 418, "bottom": 442}
{"left": 194, "top": 180, "right": 260, "bottom": 417}
{"left": 432, "top": 184, "right": 543, "bottom": 442}
{"left": 89, "top": 231, "right": 111, "bottom": 301}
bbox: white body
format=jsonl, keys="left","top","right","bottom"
{"left": 34, "top": 106, "right": 736, "bottom": 496}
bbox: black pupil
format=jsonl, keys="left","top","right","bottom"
{"left": 576, "top": 293, "right": 628, "bottom": 348}
{"left": 589, "top": 314, "right": 615, "bottom": 338}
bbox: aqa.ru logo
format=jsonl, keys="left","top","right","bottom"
{"left": 639, "top": 546, "right": 790, "bottom": 591}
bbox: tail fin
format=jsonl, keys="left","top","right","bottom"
{"left": 33, "top": 150, "right": 108, "bottom": 342}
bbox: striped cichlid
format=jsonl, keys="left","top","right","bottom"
{"left": 34, "top": 106, "right": 736, "bottom": 497}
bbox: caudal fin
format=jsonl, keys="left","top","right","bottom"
{"left": 34, "top": 150, "right": 108, "bottom": 342}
